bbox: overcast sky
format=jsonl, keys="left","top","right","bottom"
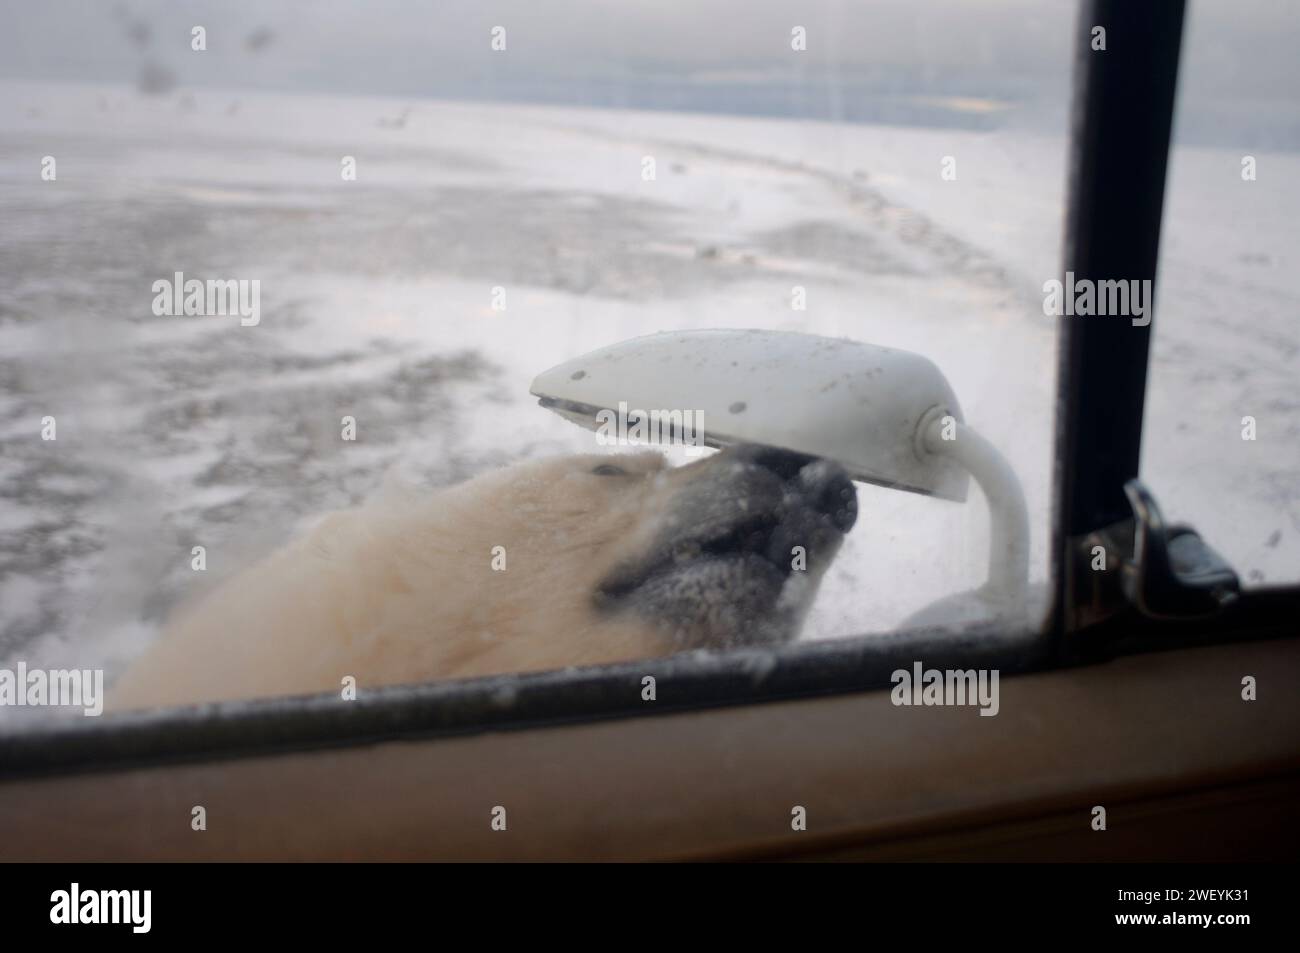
{"left": 0, "top": 1, "right": 1296, "bottom": 143}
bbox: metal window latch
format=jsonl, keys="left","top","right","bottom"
{"left": 1120, "top": 480, "right": 1241, "bottom": 618}
{"left": 1072, "top": 479, "right": 1240, "bottom": 626}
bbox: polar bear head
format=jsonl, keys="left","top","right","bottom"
{"left": 422, "top": 444, "right": 858, "bottom": 660}
{"left": 112, "top": 444, "right": 858, "bottom": 708}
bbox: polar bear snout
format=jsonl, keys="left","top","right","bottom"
{"left": 787, "top": 454, "right": 859, "bottom": 534}
{"left": 594, "top": 445, "right": 857, "bottom": 649}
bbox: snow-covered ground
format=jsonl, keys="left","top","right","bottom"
{"left": 0, "top": 81, "right": 1296, "bottom": 712}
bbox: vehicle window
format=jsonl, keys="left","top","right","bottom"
{"left": 0, "top": 1, "right": 1074, "bottom": 721}
{"left": 1140, "top": 0, "right": 1300, "bottom": 588}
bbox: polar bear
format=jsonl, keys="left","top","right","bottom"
{"left": 111, "top": 444, "right": 857, "bottom": 709}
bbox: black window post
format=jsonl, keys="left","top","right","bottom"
{"left": 1054, "top": 0, "right": 1187, "bottom": 639}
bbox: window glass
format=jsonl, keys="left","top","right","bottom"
{"left": 0, "top": 1, "right": 1073, "bottom": 720}
{"left": 1142, "top": 0, "right": 1300, "bottom": 588}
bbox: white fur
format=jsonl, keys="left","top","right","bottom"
{"left": 112, "top": 452, "right": 699, "bottom": 708}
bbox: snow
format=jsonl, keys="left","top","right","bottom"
{"left": 0, "top": 80, "right": 1295, "bottom": 718}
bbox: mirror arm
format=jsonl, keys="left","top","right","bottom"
{"left": 920, "top": 418, "right": 1030, "bottom": 609}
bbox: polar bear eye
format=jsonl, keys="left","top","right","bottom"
{"left": 591, "top": 464, "right": 628, "bottom": 477}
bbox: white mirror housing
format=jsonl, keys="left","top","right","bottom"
{"left": 530, "top": 329, "right": 970, "bottom": 502}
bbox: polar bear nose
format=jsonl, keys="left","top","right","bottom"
{"left": 795, "top": 458, "right": 858, "bottom": 533}
{"left": 732, "top": 445, "right": 858, "bottom": 533}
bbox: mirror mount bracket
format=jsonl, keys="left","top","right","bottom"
{"left": 917, "top": 414, "right": 1030, "bottom": 611}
